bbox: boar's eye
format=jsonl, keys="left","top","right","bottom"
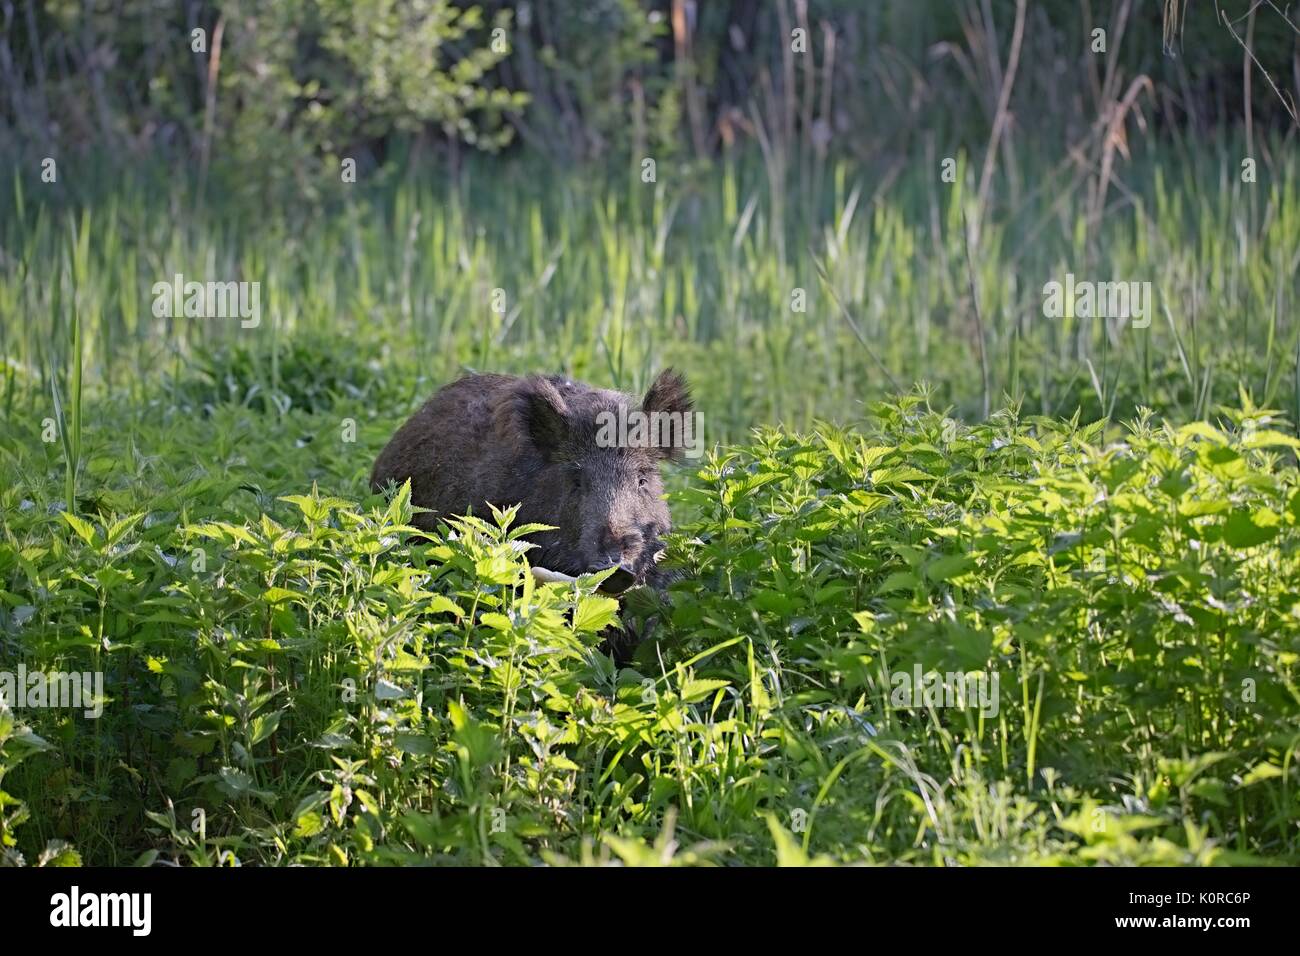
{"left": 570, "top": 464, "right": 584, "bottom": 489}
{"left": 638, "top": 473, "right": 652, "bottom": 491}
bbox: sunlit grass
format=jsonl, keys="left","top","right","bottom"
{"left": 3, "top": 137, "right": 1297, "bottom": 440}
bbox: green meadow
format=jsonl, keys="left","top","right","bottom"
{"left": 2, "top": 136, "right": 1298, "bottom": 865}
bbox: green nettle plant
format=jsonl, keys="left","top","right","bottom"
{"left": 1, "top": 367, "right": 1297, "bottom": 864}
{"left": 1, "top": 703, "right": 80, "bottom": 867}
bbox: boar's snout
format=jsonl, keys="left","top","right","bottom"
{"left": 588, "top": 525, "right": 645, "bottom": 573}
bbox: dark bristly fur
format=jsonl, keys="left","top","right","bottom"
{"left": 371, "top": 370, "right": 693, "bottom": 596}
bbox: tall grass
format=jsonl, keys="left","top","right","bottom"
{"left": 1, "top": 138, "right": 1297, "bottom": 439}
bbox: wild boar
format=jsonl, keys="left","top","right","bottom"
{"left": 370, "top": 370, "right": 694, "bottom": 589}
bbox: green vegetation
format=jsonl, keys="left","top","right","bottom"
{"left": 2, "top": 0, "right": 1299, "bottom": 867}
{"left": 6, "top": 137, "right": 1300, "bottom": 437}
{"left": 2, "top": 369, "right": 1299, "bottom": 864}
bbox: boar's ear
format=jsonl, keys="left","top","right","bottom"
{"left": 509, "top": 376, "right": 572, "bottom": 460}
{"left": 641, "top": 368, "right": 694, "bottom": 461}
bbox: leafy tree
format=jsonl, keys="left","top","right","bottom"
{"left": 214, "top": 0, "right": 526, "bottom": 198}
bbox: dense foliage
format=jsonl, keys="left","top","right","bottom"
{"left": 4, "top": 1, "right": 1296, "bottom": 172}
{"left": 2, "top": 0, "right": 1298, "bottom": 870}
{"left": 2, "top": 376, "right": 1297, "bottom": 865}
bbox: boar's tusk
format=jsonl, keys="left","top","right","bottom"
{"left": 530, "top": 566, "right": 578, "bottom": 585}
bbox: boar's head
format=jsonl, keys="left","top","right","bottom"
{"left": 499, "top": 369, "right": 694, "bottom": 585}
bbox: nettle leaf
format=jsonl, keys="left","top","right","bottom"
{"left": 395, "top": 733, "right": 437, "bottom": 755}
{"left": 1179, "top": 497, "right": 1228, "bottom": 517}
{"left": 949, "top": 625, "right": 994, "bottom": 668}
{"left": 374, "top": 678, "right": 407, "bottom": 700}
{"left": 858, "top": 445, "right": 895, "bottom": 469}
{"left": 37, "top": 840, "right": 82, "bottom": 867}
{"left": 1242, "top": 429, "right": 1300, "bottom": 450}
{"left": 262, "top": 586, "right": 304, "bottom": 605}
{"left": 93, "top": 566, "right": 134, "bottom": 591}
{"left": 926, "top": 554, "right": 975, "bottom": 582}
{"left": 1156, "top": 470, "right": 1192, "bottom": 499}
{"left": 384, "top": 480, "right": 414, "bottom": 525}
{"left": 248, "top": 711, "right": 282, "bottom": 745}
{"left": 1178, "top": 421, "right": 1229, "bottom": 445}
{"left": 425, "top": 594, "right": 464, "bottom": 618}
{"left": 475, "top": 553, "right": 517, "bottom": 585}
{"left": 1158, "top": 752, "right": 1229, "bottom": 788}
{"left": 1238, "top": 762, "right": 1284, "bottom": 787}
{"left": 871, "top": 465, "right": 935, "bottom": 486}
{"left": 752, "top": 589, "right": 801, "bottom": 614}
{"left": 278, "top": 494, "right": 331, "bottom": 522}
{"left": 104, "top": 513, "right": 145, "bottom": 547}
{"left": 293, "top": 810, "right": 325, "bottom": 839}
{"left": 877, "top": 571, "right": 919, "bottom": 593}
{"left": 187, "top": 521, "right": 260, "bottom": 547}
{"left": 1222, "top": 508, "right": 1280, "bottom": 548}
{"left": 843, "top": 490, "right": 893, "bottom": 514}
{"left": 573, "top": 595, "right": 620, "bottom": 633}
{"left": 852, "top": 610, "right": 876, "bottom": 633}
{"left": 212, "top": 767, "right": 276, "bottom": 803}
{"left": 679, "top": 677, "right": 729, "bottom": 703}
{"left": 507, "top": 522, "right": 557, "bottom": 540}
{"left": 60, "top": 511, "right": 98, "bottom": 546}
{"left": 402, "top": 811, "right": 441, "bottom": 849}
